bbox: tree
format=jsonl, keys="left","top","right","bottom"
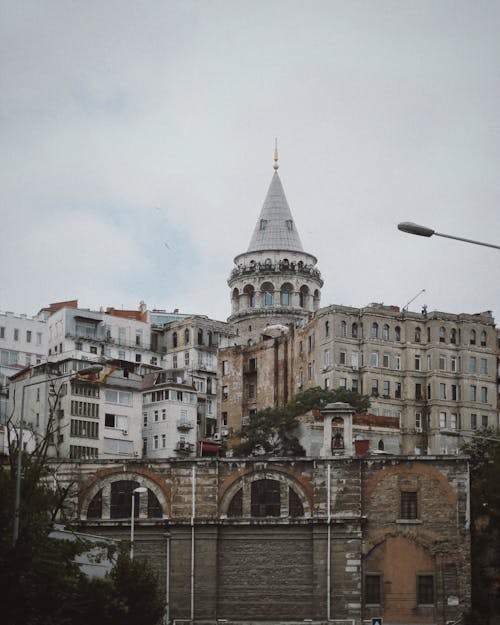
{"left": 232, "top": 387, "right": 370, "bottom": 457}
{"left": 460, "top": 428, "right": 500, "bottom": 624}
{"left": 1, "top": 378, "right": 165, "bottom": 625}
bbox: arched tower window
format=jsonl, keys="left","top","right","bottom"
{"left": 480, "top": 330, "right": 487, "bottom": 347}
{"left": 172, "top": 332, "right": 178, "bottom": 348}
{"left": 470, "top": 329, "right": 476, "bottom": 345}
{"left": 439, "top": 327, "right": 446, "bottom": 343}
{"left": 184, "top": 328, "right": 190, "bottom": 345}
{"left": 352, "top": 322, "right": 358, "bottom": 338}
{"left": 261, "top": 282, "right": 274, "bottom": 306}
{"left": 280, "top": 283, "right": 293, "bottom": 306}
{"left": 340, "top": 320, "right": 347, "bottom": 337}
{"left": 299, "top": 285, "right": 309, "bottom": 308}
{"left": 231, "top": 288, "right": 240, "bottom": 314}
{"left": 244, "top": 284, "right": 255, "bottom": 308}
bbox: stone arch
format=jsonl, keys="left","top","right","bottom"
{"left": 220, "top": 469, "right": 311, "bottom": 518}
{"left": 299, "top": 285, "right": 309, "bottom": 308}
{"left": 79, "top": 470, "right": 169, "bottom": 521}
{"left": 243, "top": 284, "right": 256, "bottom": 308}
{"left": 280, "top": 282, "right": 293, "bottom": 306}
{"left": 261, "top": 281, "right": 275, "bottom": 306}
{"left": 231, "top": 287, "right": 240, "bottom": 314}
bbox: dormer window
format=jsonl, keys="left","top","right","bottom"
{"left": 286, "top": 219, "right": 293, "bottom": 231}
{"left": 260, "top": 219, "right": 268, "bottom": 230}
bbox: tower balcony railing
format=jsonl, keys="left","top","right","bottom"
{"left": 229, "top": 261, "right": 322, "bottom": 283}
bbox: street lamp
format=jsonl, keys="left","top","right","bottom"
{"left": 397, "top": 222, "right": 500, "bottom": 250}
{"left": 12, "top": 364, "right": 103, "bottom": 546}
{"left": 130, "top": 486, "right": 147, "bottom": 560}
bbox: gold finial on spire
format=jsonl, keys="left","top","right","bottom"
{"left": 273, "top": 138, "right": 279, "bottom": 171}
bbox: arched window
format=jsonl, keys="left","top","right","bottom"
{"left": 352, "top": 323, "right": 358, "bottom": 338}
{"left": 280, "top": 283, "right": 293, "bottom": 306}
{"left": 439, "top": 327, "right": 446, "bottom": 343}
{"left": 244, "top": 285, "right": 255, "bottom": 307}
{"left": 264, "top": 258, "right": 272, "bottom": 268}
{"left": 261, "top": 282, "right": 274, "bottom": 306}
{"left": 325, "top": 320, "right": 330, "bottom": 337}
{"left": 207, "top": 331, "right": 213, "bottom": 346}
{"left": 172, "top": 332, "right": 178, "bottom": 348}
{"left": 450, "top": 328, "right": 457, "bottom": 344}
{"left": 340, "top": 320, "right": 347, "bottom": 337}
{"left": 395, "top": 326, "right": 401, "bottom": 342}
{"left": 184, "top": 328, "right": 190, "bottom": 345}
{"left": 415, "top": 327, "right": 421, "bottom": 343}
{"left": 378, "top": 439, "right": 385, "bottom": 451}
{"left": 480, "top": 330, "right": 487, "bottom": 347}
{"left": 470, "top": 329, "right": 476, "bottom": 345}
{"left": 299, "top": 285, "right": 309, "bottom": 308}
{"left": 226, "top": 479, "right": 305, "bottom": 518}
{"left": 382, "top": 324, "right": 390, "bottom": 341}
{"left": 197, "top": 329, "right": 203, "bottom": 345}
{"left": 371, "top": 323, "right": 379, "bottom": 339}
{"left": 87, "top": 480, "right": 164, "bottom": 520}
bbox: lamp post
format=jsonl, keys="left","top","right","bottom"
{"left": 12, "top": 364, "right": 103, "bottom": 546}
{"left": 397, "top": 222, "right": 500, "bottom": 250}
{"left": 130, "top": 486, "right": 147, "bottom": 560}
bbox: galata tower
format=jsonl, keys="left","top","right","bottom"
{"left": 227, "top": 146, "right": 323, "bottom": 343}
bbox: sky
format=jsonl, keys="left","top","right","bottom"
{"left": 1, "top": 0, "right": 500, "bottom": 324}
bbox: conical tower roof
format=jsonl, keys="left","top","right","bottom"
{"left": 247, "top": 171, "right": 304, "bottom": 253}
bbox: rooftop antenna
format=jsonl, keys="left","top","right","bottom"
{"left": 273, "top": 138, "right": 279, "bottom": 171}
{"left": 402, "top": 288, "right": 426, "bottom": 312}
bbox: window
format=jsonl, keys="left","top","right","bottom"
{"left": 414, "top": 355, "right": 421, "bottom": 371}
{"left": 222, "top": 360, "right": 229, "bottom": 375}
{"left": 90, "top": 346, "right": 97, "bottom": 354}
{"left": 251, "top": 479, "right": 281, "bottom": 517}
{"left": 184, "top": 351, "right": 189, "bottom": 366}
{"left": 415, "top": 411, "right": 422, "bottom": 430}
{"left": 439, "top": 354, "right": 446, "bottom": 370}
{"left": 351, "top": 323, "right": 358, "bottom": 338}
{"left": 395, "top": 326, "right": 401, "bottom": 341}
{"left": 482, "top": 414, "right": 488, "bottom": 428}
{"left": 439, "top": 412, "right": 446, "bottom": 429}
{"left": 222, "top": 386, "right": 228, "bottom": 401}
{"left": 415, "top": 383, "right": 422, "bottom": 401}
{"left": 264, "top": 289, "right": 273, "bottom": 306}
{"left": 471, "top": 414, "right": 477, "bottom": 430}
{"left": 450, "top": 413, "right": 457, "bottom": 430}
{"left": 417, "top": 575, "right": 435, "bottom": 605}
{"left": 371, "top": 323, "right": 379, "bottom": 339}
{"left": 451, "top": 384, "right": 458, "bottom": 401}
{"left": 197, "top": 329, "right": 203, "bottom": 345}
{"left": 480, "top": 331, "right": 487, "bottom": 347}
{"left": 395, "top": 382, "right": 402, "bottom": 399}
{"left": 470, "top": 329, "right": 476, "bottom": 345}
{"left": 161, "top": 434, "right": 166, "bottom": 448}
{"left": 480, "top": 358, "right": 488, "bottom": 375}
{"left": 394, "top": 354, "right": 401, "bottom": 370}
{"left": 323, "top": 349, "right": 331, "bottom": 368}
{"left": 325, "top": 320, "right": 330, "bottom": 337}
{"left": 70, "top": 419, "right": 99, "bottom": 438}
{"left": 371, "top": 379, "right": 379, "bottom": 396}
{"left": 339, "top": 320, "right": 347, "bottom": 337}
{"left": 382, "top": 324, "right": 389, "bottom": 340}
{"left": 154, "top": 410, "right": 159, "bottom": 422}
{"left": 451, "top": 356, "right": 458, "bottom": 372}
{"left": 339, "top": 350, "right": 347, "bottom": 365}
{"left": 339, "top": 377, "right": 347, "bottom": 388}
{"left": 401, "top": 491, "right": 418, "bottom": 519}
{"left": 105, "top": 390, "right": 132, "bottom": 406}
{"left": 370, "top": 351, "right": 379, "bottom": 367}
{"left": 364, "top": 574, "right": 381, "bottom": 605}
{"left": 154, "top": 435, "right": 159, "bottom": 449}
{"left": 450, "top": 328, "right": 457, "bottom": 344}
{"left": 36, "top": 332, "right": 42, "bottom": 345}
{"left": 414, "top": 327, "right": 421, "bottom": 343}
{"left": 143, "top": 413, "right": 148, "bottom": 427}
{"left": 383, "top": 380, "right": 390, "bottom": 398}
{"left": 0, "top": 326, "right": 4, "bottom": 339}
{"left": 184, "top": 329, "right": 190, "bottom": 344}
{"left": 135, "top": 331, "right": 142, "bottom": 346}
{"left": 469, "top": 357, "right": 477, "bottom": 374}
{"left": 439, "top": 383, "right": 446, "bottom": 400}
{"left": 162, "top": 408, "right": 166, "bottom": 420}
{"left": 104, "top": 413, "right": 127, "bottom": 430}
{"left": 172, "top": 354, "right": 178, "bottom": 368}
{"left": 280, "top": 290, "right": 289, "bottom": 305}
{"left": 470, "top": 385, "right": 477, "bottom": 402}
{"left": 439, "top": 327, "right": 446, "bottom": 343}
{"left": 26, "top": 330, "right": 32, "bottom": 343}
{"left": 247, "top": 383, "right": 255, "bottom": 399}
{"left": 14, "top": 328, "right": 19, "bottom": 341}
{"left": 481, "top": 387, "right": 488, "bottom": 403}
{"left": 382, "top": 353, "right": 390, "bottom": 368}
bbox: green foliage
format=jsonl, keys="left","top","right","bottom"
{"left": 0, "top": 453, "right": 164, "bottom": 625}
{"left": 232, "top": 386, "right": 370, "bottom": 457}
{"left": 460, "top": 428, "right": 500, "bottom": 624}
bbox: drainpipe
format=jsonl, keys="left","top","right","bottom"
{"left": 327, "top": 463, "right": 331, "bottom": 620}
{"left": 165, "top": 529, "right": 170, "bottom": 625}
{"left": 190, "top": 465, "right": 196, "bottom": 621}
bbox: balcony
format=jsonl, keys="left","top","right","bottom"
{"left": 177, "top": 419, "right": 194, "bottom": 431}
{"left": 175, "top": 441, "right": 193, "bottom": 453}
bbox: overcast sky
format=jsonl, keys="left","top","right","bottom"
{"left": 1, "top": 1, "right": 500, "bottom": 324}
